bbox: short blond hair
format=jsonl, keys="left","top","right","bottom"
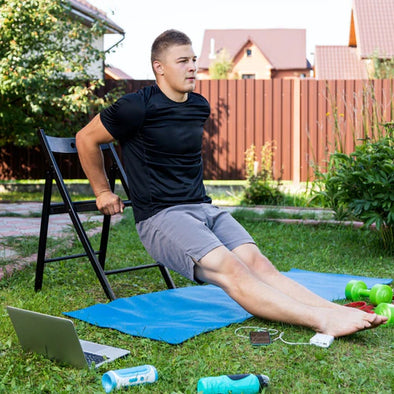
{"left": 151, "top": 30, "right": 192, "bottom": 65}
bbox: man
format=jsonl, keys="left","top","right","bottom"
{"left": 76, "top": 30, "right": 387, "bottom": 337}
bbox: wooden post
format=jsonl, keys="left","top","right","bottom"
{"left": 292, "top": 78, "right": 301, "bottom": 184}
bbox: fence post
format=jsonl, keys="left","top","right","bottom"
{"left": 292, "top": 78, "right": 301, "bottom": 184}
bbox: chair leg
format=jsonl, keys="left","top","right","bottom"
{"left": 98, "top": 214, "right": 111, "bottom": 269}
{"left": 35, "top": 173, "right": 52, "bottom": 292}
{"left": 159, "top": 265, "right": 176, "bottom": 289}
{"left": 67, "top": 208, "right": 117, "bottom": 300}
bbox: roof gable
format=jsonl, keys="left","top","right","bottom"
{"left": 350, "top": 0, "right": 394, "bottom": 58}
{"left": 199, "top": 29, "right": 308, "bottom": 70}
{"left": 69, "top": 0, "right": 124, "bottom": 34}
{"left": 105, "top": 65, "right": 133, "bottom": 80}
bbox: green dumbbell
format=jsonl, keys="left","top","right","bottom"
{"left": 374, "top": 303, "right": 394, "bottom": 326}
{"left": 345, "top": 280, "right": 393, "bottom": 306}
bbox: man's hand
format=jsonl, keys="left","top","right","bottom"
{"left": 96, "top": 191, "right": 125, "bottom": 216}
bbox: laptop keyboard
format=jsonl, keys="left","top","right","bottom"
{"left": 84, "top": 351, "right": 105, "bottom": 366}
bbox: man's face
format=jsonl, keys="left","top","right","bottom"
{"left": 157, "top": 44, "right": 197, "bottom": 96}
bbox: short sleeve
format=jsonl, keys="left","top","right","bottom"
{"left": 100, "top": 92, "right": 146, "bottom": 142}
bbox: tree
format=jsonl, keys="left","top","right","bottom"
{"left": 0, "top": 0, "right": 108, "bottom": 146}
{"left": 209, "top": 48, "right": 233, "bottom": 79}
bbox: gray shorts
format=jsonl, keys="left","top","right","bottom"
{"left": 136, "top": 203, "right": 255, "bottom": 281}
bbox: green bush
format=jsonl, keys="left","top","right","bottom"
{"left": 242, "top": 174, "right": 284, "bottom": 206}
{"left": 241, "top": 143, "right": 284, "bottom": 206}
{"left": 313, "top": 124, "right": 393, "bottom": 249}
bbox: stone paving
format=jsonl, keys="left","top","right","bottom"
{"left": 0, "top": 202, "right": 117, "bottom": 238}
{"left": 0, "top": 202, "right": 122, "bottom": 280}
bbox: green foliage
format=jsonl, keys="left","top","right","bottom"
{"left": 208, "top": 48, "right": 233, "bottom": 79}
{"left": 370, "top": 51, "right": 394, "bottom": 79}
{"left": 241, "top": 143, "right": 285, "bottom": 206}
{"left": 0, "top": 0, "right": 109, "bottom": 146}
{"left": 313, "top": 125, "right": 394, "bottom": 250}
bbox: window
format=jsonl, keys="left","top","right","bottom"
{"left": 242, "top": 74, "right": 255, "bottom": 79}
{"left": 246, "top": 49, "right": 252, "bottom": 57}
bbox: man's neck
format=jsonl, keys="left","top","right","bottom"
{"left": 156, "top": 81, "right": 188, "bottom": 103}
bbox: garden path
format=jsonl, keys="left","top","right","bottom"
{"left": 0, "top": 202, "right": 122, "bottom": 280}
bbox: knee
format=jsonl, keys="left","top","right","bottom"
{"left": 233, "top": 244, "right": 278, "bottom": 276}
{"left": 216, "top": 255, "right": 252, "bottom": 292}
{"left": 248, "top": 253, "right": 278, "bottom": 276}
{"left": 195, "top": 248, "right": 247, "bottom": 288}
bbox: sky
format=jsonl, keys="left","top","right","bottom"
{"left": 89, "top": 0, "right": 353, "bottom": 79}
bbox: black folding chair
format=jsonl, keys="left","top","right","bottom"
{"left": 35, "top": 129, "right": 176, "bottom": 300}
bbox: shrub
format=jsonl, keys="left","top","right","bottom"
{"left": 209, "top": 48, "right": 233, "bottom": 79}
{"left": 241, "top": 143, "right": 284, "bottom": 206}
{"left": 313, "top": 123, "right": 393, "bottom": 250}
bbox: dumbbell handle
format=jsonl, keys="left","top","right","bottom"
{"left": 358, "top": 288, "right": 372, "bottom": 297}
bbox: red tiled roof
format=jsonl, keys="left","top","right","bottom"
{"left": 314, "top": 46, "right": 368, "bottom": 79}
{"left": 198, "top": 29, "right": 309, "bottom": 70}
{"left": 105, "top": 65, "right": 133, "bottom": 80}
{"left": 69, "top": 0, "right": 124, "bottom": 34}
{"left": 352, "top": 0, "right": 394, "bottom": 58}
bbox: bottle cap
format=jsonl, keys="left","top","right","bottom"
{"left": 256, "top": 374, "right": 270, "bottom": 387}
{"left": 102, "top": 371, "right": 117, "bottom": 393}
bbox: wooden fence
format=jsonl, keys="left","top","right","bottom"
{"left": 0, "top": 79, "right": 393, "bottom": 181}
{"left": 193, "top": 79, "right": 393, "bottom": 181}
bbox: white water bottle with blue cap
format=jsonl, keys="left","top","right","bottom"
{"left": 102, "top": 365, "right": 158, "bottom": 392}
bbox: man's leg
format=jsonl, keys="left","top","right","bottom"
{"left": 194, "top": 246, "right": 387, "bottom": 337}
{"left": 232, "top": 243, "right": 345, "bottom": 310}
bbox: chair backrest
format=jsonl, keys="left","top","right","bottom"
{"left": 38, "top": 129, "right": 131, "bottom": 200}
{"left": 42, "top": 133, "right": 110, "bottom": 155}
{"left": 42, "top": 134, "right": 79, "bottom": 154}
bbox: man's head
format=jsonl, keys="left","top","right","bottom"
{"left": 151, "top": 29, "right": 192, "bottom": 67}
{"left": 151, "top": 30, "right": 197, "bottom": 102}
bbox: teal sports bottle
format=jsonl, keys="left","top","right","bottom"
{"left": 102, "top": 365, "right": 158, "bottom": 393}
{"left": 197, "top": 373, "right": 269, "bottom": 393}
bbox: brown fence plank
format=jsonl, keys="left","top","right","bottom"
{"left": 316, "top": 80, "right": 328, "bottom": 169}
{"left": 281, "top": 79, "right": 292, "bottom": 180}
{"left": 227, "top": 79, "right": 239, "bottom": 178}
{"left": 236, "top": 80, "right": 246, "bottom": 178}
{"left": 254, "top": 80, "right": 264, "bottom": 160}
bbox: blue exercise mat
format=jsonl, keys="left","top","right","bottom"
{"left": 64, "top": 269, "right": 392, "bottom": 345}
{"left": 282, "top": 269, "right": 392, "bottom": 302}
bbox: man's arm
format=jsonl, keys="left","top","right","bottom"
{"left": 75, "top": 114, "right": 124, "bottom": 215}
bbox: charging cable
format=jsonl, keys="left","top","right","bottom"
{"left": 234, "top": 326, "right": 334, "bottom": 347}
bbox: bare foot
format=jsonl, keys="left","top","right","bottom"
{"left": 315, "top": 307, "right": 388, "bottom": 337}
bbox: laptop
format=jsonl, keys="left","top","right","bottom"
{"left": 7, "top": 306, "right": 130, "bottom": 369}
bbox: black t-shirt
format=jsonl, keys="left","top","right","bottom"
{"left": 100, "top": 84, "right": 212, "bottom": 223}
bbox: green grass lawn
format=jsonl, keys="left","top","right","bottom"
{"left": 0, "top": 208, "right": 392, "bottom": 393}
{"left": 0, "top": 180, "right": 316, "bottom": 207}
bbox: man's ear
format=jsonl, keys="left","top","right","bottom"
{"left": 153, "top": 60, "right": 164, "bottom": 76}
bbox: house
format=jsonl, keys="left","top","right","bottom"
{"left": 69, "top": 0, "right": 132, "bottom": 79}
{"left": 197, "top": 29, "right": 312, "bottom": 79}
{"left": 314, "top": 0, "right": 394, "bottom": 79}
{"left": 105, "top": 65, "right": 133, "bottom": 80}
